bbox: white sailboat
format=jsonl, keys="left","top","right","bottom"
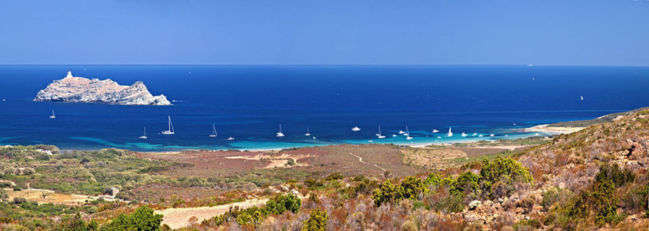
{"left": 162, "top": 115, "right": 175, "bottom": 135}
{"left": 447, "top": 127, "right": 453, "bottom": 137}
{"left": 405, "top": 126, "right": 413, "bottom": 140}
{"left": 139, "top": 127, "right": 148, "bottom": 139}
{"left": 432, "top": 129, "right": 439, "bottom": 133}
{"left": 398, "top": 130, "right": 405, "bottom": 135}
{"left": 472, "top": 133, "right": 478, "bottom": 136}
{"left": 376, "top": 125, "right": 386, "bottom": 139}
{"left": 276, "top": 124, "right": 285, "bottom": 137}
{"left": 305, "top": 128, "right": 311, "bottom": 137}
{"left": 580, "top": 96, "right": 584, "bottom": 101}
{"left": 461, "top": 132, "right": 468, "bottom": 137}
{"left": 227, "top": 136, "right": 235, "bottom": 141}
{"left": 490, "top": 134, "right": 495, "bottom": 137}
{"left": 209, "top": 124, "right": 217, "bottom": 138}
{"left": 49, "top": 110, "right": 56, "bottom": 119}
{"left": 351, "top": 126, "right": 361, "bottom": 132}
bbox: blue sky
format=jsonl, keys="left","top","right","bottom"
{"left": 0, "top": 0, "right": 648, "bottom": 65}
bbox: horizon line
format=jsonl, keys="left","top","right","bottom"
{"left": 1, "top": 63, "right": 648, "bottom": 68}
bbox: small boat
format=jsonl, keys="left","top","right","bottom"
{"left": 437, "top": 136, "right": 441, "bottom": 139}
{"left": 162, "top": 115, "right": 175, "bottom": 135}
{"left": 398, "top": 130, "right": 405, "bottom": 135}
{"left": 392, "top": 134, "right": 397, "bottom": 137}
{"left": 305, "top": 128, "right": 311, "bottom": 136}
{"left": 580, "top": 96, "right": 584, "bottom": 101}
{"left": 478, "top": 134, "right": 484, "bottom": 137}
{"left": 312, "top": 136, "right": 316, "bottom": 140}
{"left": 276, "top": 124, "right": 285, "bottom": 137}
{"left": 376, "top": 125, "right": 386, "bottom": 139}
{"left": 49, "top": 110, "right": 56, "bottom": 119}
{"left": 490, "top": 134, "right": 495, "bottom": 137}
{"left": 432, "top": 129, "right": 439, "bottom": 133}
{"left": 368, "top": 140, "right": 373, "bottom": 143}
{"left": 461, "top": 132, "right": 467, "bottom": 137}
{"left": 352, "top": 126, "right": 361, "bottom": 132}
{"left": 227, "top": 136, "right": 235, "bottom": 141}
{"left": 209, "top": 124, "right": 218, "bottom": 138}
{"left": 472, "top": 133, "right": 478, "bottom": 136}
{"left": 405, "top": 126, "right": 413, "bottom": 140}
{"left": 139, "top": 127, "right": 148, "bottom": 140}
{"left": 447, "top": 127, "right": 453, "bottom": 137}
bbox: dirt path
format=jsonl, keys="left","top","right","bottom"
{"left": 348, "top": 152, "right": 386, "bottom": 172}
{"left": 155, "top": 198, "right": 269, "bottom": 229}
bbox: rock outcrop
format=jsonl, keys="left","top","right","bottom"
{"left": 34, "top": 71, "right": 171, "bottom": 105}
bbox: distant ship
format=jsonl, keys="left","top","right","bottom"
{"left": 139, "top": 127, "right": 148, "bottom": 140}
{"left": 432, "top": 129, "right": 439, "bottom": 133}
{"left": 162, "top": 115, "right": 175, "bottom": 135}
{"left": 305, "top": 128, "right": 311, "bottom": 137}
{"left": 447, "top": 127, "right": 453, "bottom": 137}
{"left": 276, "top": 124, "right": 285, "bottom": 137}
{"left": 227, "top": 136, "right": 235, "bottom": 141}
{"left": 351, "top": 126, "right": 361, "bottom": 132}
{"left": 49, "top": 110, "right": 56, "bottom": 119}
{"left": 209, "top": 124, "right": 217, "bottom": 138}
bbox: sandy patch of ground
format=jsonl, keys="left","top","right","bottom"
{"left": 525, "top": 124, "right": 585, "bottom": 134}
{"left": 155, "top": 198, "right": 269, "bottom": 229}
{"left": 225, "top": 153, "right": 311, "bottom": 169}
{"left": 401, "top": 148, "right": 468, "bottom": 169}
{"left": 4, "top": 188, "right": 93, "bottom": 206}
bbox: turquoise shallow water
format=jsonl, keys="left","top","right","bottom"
{"left": 0, "top": 65, "right": 647, "bottom": 151}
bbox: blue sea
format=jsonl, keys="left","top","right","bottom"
{"left": 0, "top": 65, "right": 648, "bottom": 151}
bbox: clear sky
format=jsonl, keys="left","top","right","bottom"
{"left": 0, "top": 0, "right": 648, "bottom": 65}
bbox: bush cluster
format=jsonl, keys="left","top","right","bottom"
{"left": 202, "top": 193, "right": 301, "bottom": 227}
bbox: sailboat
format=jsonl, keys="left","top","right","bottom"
{"left": 276, "top": 124, "right": 285, "bottom": 137}
{"left": 209, "top": 124, "right": 217, "bottom": 138}
{"left": 398, "top": 130, "right": 405, "bottom": 135}
{"left": 376, "top": 125, "right": 386, "bottom": 139}
{"left": 49, "top": 110, "right": 56, "bottom": 119}
{"left": 351, "top": 126, "right": 361, "bottom": 132}
{"left": 461, "top": 132, "right": 468, "bottom": 137}
{"left": 447, "top": 127, "right": 453, "bottom": 137}
{"left": 405, "top": 126, "right": 413, "bottom": 140}
{"left": 305, "top": 128, "right": 311, "bottom": 136}
{"left": 139, "top": 127, "right": 148, "bottom": 139}
{"left": 162, "top": 115, "right": 175, "bottom": 135}
{"left": 403, "top": 125, "right": 410, "bottom": 136}
{"left": 490, "top": 134, "right": 495, "bottom": 137}
{"left": 432, "top": 129, "right": 439, "bottom": 133}
{"left": 227, "top": 136, "right": 235, "bottom": 141}
{"left": 580, "top": 96, "right": 584, "bottom": 101}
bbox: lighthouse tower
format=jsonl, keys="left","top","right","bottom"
{"left": 66, "top": 70, "right": 73, "bottom": 78}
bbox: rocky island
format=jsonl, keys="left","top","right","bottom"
{"left": 34, "top": 71, "right": 171, "bottom": 105}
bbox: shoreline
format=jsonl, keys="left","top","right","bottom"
{"left": 3, "top": 125, "right": 585, "bottom": 153}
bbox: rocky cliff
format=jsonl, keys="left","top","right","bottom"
{"left": 34, "top": 71, "right": 171, "bottom": 106}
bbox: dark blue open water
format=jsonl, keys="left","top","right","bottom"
{"left": 0, "top": 65, "right": 647, "bottom": 151}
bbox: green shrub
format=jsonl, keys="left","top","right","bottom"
{"left": 398, "top": 176, "right": 427, "bottom": 200}
{"left": 324, "top": 172, "right": 343, "bottom": 181}
{"left": 100, "top": 206, "right": 162, "bottom": 231}
{"left": 301, "top": 208, "right": 328, "bottom": 231}
{"left": 595, "top": 163, "right": 634, "bottom": 187}
{"left": 424, "top": 173, "right": 441, "bottom": 187}
{"left": 372, "top": 180, "right": 398, "bottom": 206}
{"left": 479, "top": 157, "right": 533, "bottom": 198}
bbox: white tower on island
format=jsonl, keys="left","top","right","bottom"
{"left": 66, "top": 70, "right": 73, "bottom": 78}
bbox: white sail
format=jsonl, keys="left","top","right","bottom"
{"left": 447, "top": 127, "right": 453, "bottom": 137}
{"left": 276, "top": 124, "right": 285, "bottom": 137}
{"left": 49, "top": 110, "right": 56, "bottom": 119}
{"left": 162, "top": 115, "right": 175, "bottom": 135}
{"left": 209, "top": 124, "right": 217, "bottom": 138}
{"left": 139, "top": 127, "right": 148, "bottom": 139}
{"left": 377, "top": 125, "right": 386, "bottom": 139}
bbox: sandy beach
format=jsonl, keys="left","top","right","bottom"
{"left": 524, "top": 124, "right": 585, "bottom": 134}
